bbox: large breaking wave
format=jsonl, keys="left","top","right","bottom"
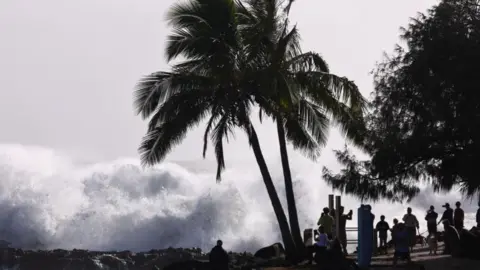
{"left": 0, "top": 144, "right": 476, "bottom": 252}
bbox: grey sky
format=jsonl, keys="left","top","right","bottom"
{"left": 0, "top": 0, "right": 438, "bottom": 165}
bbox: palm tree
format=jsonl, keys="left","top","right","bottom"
{"left": 133, "top": 0, "right": 298, "bottom": 260}
{"left": 242, "top": 0, "right": 367, "bottom": 253}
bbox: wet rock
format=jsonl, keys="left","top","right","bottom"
{"left": 163, "top": 259, "right": 210, "bottom": 270}
{"left": 253, "top": 242, "right": 285, "bottom": 259}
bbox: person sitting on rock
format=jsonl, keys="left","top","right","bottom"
{"left": 318, "top": 207, "right": 334, "bottom": 239}
{"left": 313, "top": 225, "right": 330, "bottom": 265}
{"left": 392, "top": 223, "right": 411, "bottom": 267}
{"left": 209, "top": 240, "right": 229, "bottom": 270}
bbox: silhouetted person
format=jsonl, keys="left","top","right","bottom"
{"left": 391, "top": 218, "right": 399, "bottom": 243}
{"left": 392, "top": 223, "right": 411, "bottom": 267}
{"left": 313, "top": 225, "right": 329, "bottom": 265}
{"left": 425, "top": 205, "right": 438, "bottom": 235}
{"left": 439, "top": 203, "right": 454, "bottom": 225}
{"left": 402, "top": 207, "right": 419, "bottom": 252}
{"left": 338, "top": 206, "right": 353, "bottom": 254}
{"left": 318, "top": 207, "right": 334, "bottom": 239}
{"left": 454, "top": 201, "right": 464, "bottom": 230}
{"left": 477, "top": 201, "right": 480, "bottom": 227}
{"left": 209, "top": 240, "right": 229, "bottom": 270}
{"left": 376, "top": 215, "right": 390, "bottom": 254}
{"left": 330, "top": 208, "right": 336, "bottom": 238}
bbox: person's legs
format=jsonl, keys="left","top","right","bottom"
{"left": 339, "top": 231, "right": 347, "bottom": 254}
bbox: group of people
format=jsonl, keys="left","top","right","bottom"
{"left": 316, "top": 206, "right": 353, "bottom": 255}
{"left": 373, "top": 201, "right": 468, "bottom": 265}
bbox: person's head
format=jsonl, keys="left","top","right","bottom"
{"left": 318, "top": 226, "right": 325, "bottom": 234}
{"left": 216, "top": 240, "right": 223, "bottom": 246}
{"left": 366, "top": 205, "right": 372, "bottom": 211}
{"left": 323, "top": 207, "right": 330, "bottom": 214}
{"left": 430, "top": 205, "right": 434, "bottom": 211}
{"left": 340, "top": 206, "right": 345, "bottom": 215}
{"left": 397, "top": 223, "right": 406, "bottom": 231}
{"left": 380, "top": 215, "right": 385, "bottom": 221}
{"left": 442, "top": 203, "right": 450, "bottom": 209}
{"left": 455, "top": 201, "right": 461, "bottom": 208}
{"left": 393, "top": 218, "right": 398, "bottom": 225}
{"left": 407, "top": 207, "right": 412, "bottom": 214}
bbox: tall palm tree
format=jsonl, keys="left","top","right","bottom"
{"left": 242, "top": 0, "right": 367, "bottom": 253}
{"left": 133, "top": 0, "right": 298, "bottom": 259}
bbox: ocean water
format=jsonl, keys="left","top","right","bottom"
{"left": 0, "top": 144, "right": 477, "bottom": 253}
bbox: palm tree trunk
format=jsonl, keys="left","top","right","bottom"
{"left": 247, "top": 125, "right": 297, "bottom": 261}
{"left": 276, "top": 119, "right": 306, "bottom": 256}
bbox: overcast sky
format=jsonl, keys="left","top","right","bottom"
{"left": 0, "top": 0, "right": 438, "bottom": 165}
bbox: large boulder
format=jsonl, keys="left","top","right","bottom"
{"left": 443, "top": 225, "right": 461, "bottom": 257}
{"left": 253, "top": 243, "right": 285, "bottom": 260}
{"left": 458, "top": 229, "right": 480, "bottom": 260}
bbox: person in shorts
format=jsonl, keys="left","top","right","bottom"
{"left": 375, "top": 215, "right": 390, "bottom": 254}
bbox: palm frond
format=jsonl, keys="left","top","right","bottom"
{"left": 139, "top": 101, "right": 210, "bottom": 166}
{"left": 287, "top": 52, "right": 329, "bottom": 72}
{"left": 165, "top": 0, "right": 239, "bottom": 62}
{"left": 211, "top": 114, "right": 235, "bottom": 181}
{"left": 134, "top": 72, "right": 213, "bottom": 119}
{"left": 282, "top": 98, "right": 329, "bottom": 159}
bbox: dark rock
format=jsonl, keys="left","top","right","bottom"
{"left": 253, "top": 243, "right": 285, "bottom": 259}
{"left": 99, "top": 254, "right": 127, "bottom": 269}
{"left": 163, "top": 259, "right": 210, "bottom": 270}
{"left": 0, "top": 240, "right": 11, "bottom": 248}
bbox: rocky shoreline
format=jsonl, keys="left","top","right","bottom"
{"left": 0, "top": 246, "right": 289, "bottom": 270}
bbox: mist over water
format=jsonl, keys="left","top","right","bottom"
{"left": 0, "top": 144, "right": 476, "bottom": 253}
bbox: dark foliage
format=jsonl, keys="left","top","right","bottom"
{"left": 323, "top": 0, "right": 480, "bottom": 202}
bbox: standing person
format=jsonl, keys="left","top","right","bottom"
{"left": 439, "top": 203, "right": 454, "bottom": 225}
{"left": 330, "top": 209, "right": 336, "bottom": 239}
{"left": 318, "top": 207, "right": 334, "bottom": 239}
{"left": 477, "top": 201, "right": 480, "bottom": 228}
{"left": 338, "top": 206, "right": 353, "bottom": 254}
{"left": 209, "top": 240, "right": 229, "bottom": 270}
{"left": 454, "top": 201, "right": 464, "bottom": 231}
{"left": 425, "top": 205, "right": 438, "bottom": 235}
{"left": 375, "top": 215, "right": 390, "bottom": 254}
{"left": 392, "top": 223, "right": 411, "bottom": 267}
{"left": 402, "top": 207, "right": 419, "bottom": 252}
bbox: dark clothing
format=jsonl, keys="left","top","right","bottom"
{"left": 425, "top": 210, "right": 438, "bottom": 235}
{"left": 454, "top": 208, "right": 464, "bottom": 230}
{"left": 338, "top": 212, "right": 352, "bottom": 252}
{"left": 441, "top": 208, "right": 454, "bottom": 225}
{"left": 209, "top": 246, "right": 229, "bottom": 270}
{"left": 375, "top": 221, "right": 390, "bottom": 239}
{"left": 406, "top": 227, "right": 417, "bottom": 247}
{"left": 477, "top": 208, "right": 480, "bottom": 226}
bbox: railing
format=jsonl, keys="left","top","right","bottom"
{"left": 303, "top": 227, "right": 378, "bottom": 254}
